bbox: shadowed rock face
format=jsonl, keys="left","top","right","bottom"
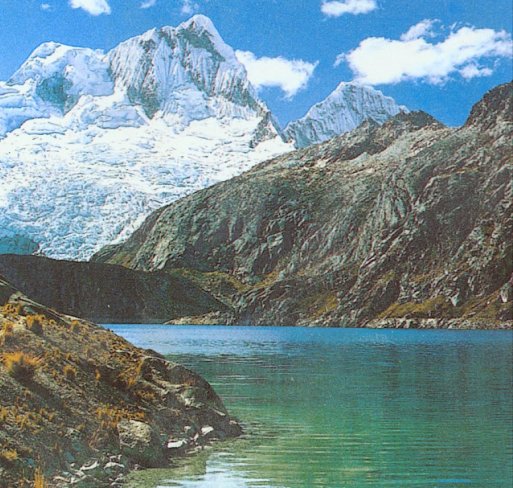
{"left": 96, "top": 83, "right": 513, "bottom": 328}
{"left": 0, "top": 254, "right": 226, "bottom": 323}
{"left": 0, "top": 275, "right": 241, "bottom": 486}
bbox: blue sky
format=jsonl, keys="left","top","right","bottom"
{"left": 0, "top": 0, "right": 511, "bottom": 126}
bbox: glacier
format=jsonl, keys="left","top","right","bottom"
{"left": 284, "top": 82, "right": 408, "bottom": 148}
{"left": 0, "top": 15, "right": 292, "bottom": 260}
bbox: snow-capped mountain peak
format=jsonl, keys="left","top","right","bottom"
{"left": 0, "top": 16, "right": 291, "bottom": 260}
{"left": 9, "top": 42, "right": 112, "bottom": 102}
{"left": 0, "top": 42, "right": 112, "bottom": 135}
{"left": 107, "top": 17, "right": 263, "bottom": 125}
{"left": 178, "top": 14, "right": 234, "bottom": 58}
{"left": 284, "top": 82, "right": 408, "bottom": 148}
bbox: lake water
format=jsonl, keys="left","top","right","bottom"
{"left": 108, "top": 325, "right": 513, "bottom": 488}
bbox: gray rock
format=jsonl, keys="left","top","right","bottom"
{"left": 500, "top": 281, "right": 513, "bottom": 303}
{"left": 167, "top": 439, "right": 188, "bottom": 449}
{"left": 80, "top": 460, "right": 99, "bottom": 472}
{"left": 117, "top": 420, "right": 165, "bottom": 467}
{"left": 103, "top": 461, "right": 125, "bottom": 471}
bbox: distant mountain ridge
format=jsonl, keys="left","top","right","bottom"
{"left": 0, "top": 15, "right": 407, "bottom": 260}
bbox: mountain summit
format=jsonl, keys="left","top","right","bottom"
{"left": 0, "top": 16, "right": 290, "bottom": 260}
{"left": 108, "top": 15, "right": 271, "bottom": 125}
{"left": 1, "top": 15, "right": 273, "bottom": 135}
{"left": 284, "top": 82, "right": 407, "bottom": 148}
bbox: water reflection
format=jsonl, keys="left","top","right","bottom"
{"left": 108, "top": 326, "right": 513, "bottom": 488}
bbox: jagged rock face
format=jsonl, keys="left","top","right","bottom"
{"left": 0, "top": 255, "right": 226, "bottom": 323}
{"left": 97, "top": 83, "right": 513, "bottom": 328}
{"left": 283, "top": 82, "right": 406, "bottom": 148}
{"left": 0, "top": 15, "right": 290, "bottom": 260}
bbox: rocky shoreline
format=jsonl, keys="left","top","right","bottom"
{"left": 364, "top": 317, "right": 513, "bottom": 330}
{"left": 0, "top": 275, "right": 241, "bottom": 487}
{"left": 49, "top": 420, "right": 241, "bottom": 487}
{"left": 166, "top": 314, "right": 512, "bottom": 329}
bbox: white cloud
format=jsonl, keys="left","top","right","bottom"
{"left": 460, "top": 64, "right": 493, "bottom": 79}
{"left": 40, "top": 3, "right": 52, "bottom": 11}
{"left": 338, "top": 23, "right": 512, "bottom": 85}
{"left": 68, "top": 0, "right": 111, "bottom": 16}
{"left": 321, "top": 0, "right": 377, "bottom": 17}
{"left": 140, "top": 0, "right": 157, "bottom": 9}
{"left": 181, "top": 0, "right": 199, "bottom": 15}
{"left": 400, "top": 19, "right": 438, "bottom": 41}
{"left": 236, "top": 50, "right": 318, "bottom": 99}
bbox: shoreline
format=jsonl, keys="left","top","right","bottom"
{"left": 104, "top": 318, "right": 513, "bottom": 330}
{"left": 49, "top": 426, "right": 243, "bottom": 487}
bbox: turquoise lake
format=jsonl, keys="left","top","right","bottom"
{"left": 108, "top": 325, "right": 513, "bottom": 488}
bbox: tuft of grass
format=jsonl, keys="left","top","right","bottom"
{"left": 0, "top": 322, "right": 15, "bottom": 345}
{"left": 3, "top": 352, "right": 41, "bottom": 382}
{"left": 63, "top": 364, "right": 77, "bottom": 381}
{"left": 95, "top": 405, "right": 145, "bottom": 431}
{"left": 1, "top": 303, "right": 22, "bottom": 316}
{"left": 26, "top": 315, "right": 44, "bottom": 335}
{"left": 2, "top": 322, "right": 14, "bottom": 334}
{"left": 70, "top": 320, "right": 81, "bottom": 333}
{"left": 0, "top": 407, "right": 8, "bottom": 423}
{"left": 0, "top": 448, "right": 18, "bottom": 464}
{"left": 34, "top": 466, "right": 46, "bottom": 488}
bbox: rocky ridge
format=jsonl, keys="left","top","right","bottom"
{"left": 96, "top": 82, "right": 513, "bottom": 328}
{"left": 0, "top": 254, "right": 226, "bottom": 323}
{"left": 0, "top": 275, "right": 241, "bottom": 487}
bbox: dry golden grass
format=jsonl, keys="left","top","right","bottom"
{"left": 2, "top": 322, "right": 14, "bottom": 334}
{"left": 0, "top": 448, "right": 18, "bottom": 463}
{"left": 34, "top": 466, "right": 46, "bottom": 488}
{"left": 63, "top": 364, "right": 77, "bottom": 381}
{"left": 1, "top": 303, "right": 22, "bottom": 316}
{"left": 26, "top": 315, "right": 44, "bottom": 335}
{"left": 3, "top": 352, "right": 41, "bottom": 381}
{"left": 0, "top": 321, "right": 15, "bottom": 345}
{"left": 95, "top": 404, "right": 145, "bottom": 431}
{"left": 0, "top": 407, "right": 9, "bottom": 423}
{"left": 69, "top": 320, "right": 81, "bottom": 333}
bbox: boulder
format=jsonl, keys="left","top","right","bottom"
{"left": 117, "top": 420, "right": 164, "bottom": 467}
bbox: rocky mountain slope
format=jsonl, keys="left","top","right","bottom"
{"left": 0, "top": 15, "right": 291, "bottom": 260}
{"left": 96, "top": 82, "right": 513, "bottom": 328}
{"left": 0, "top": 275, "right": 240, "bottom": 487}
{"left": 0, "top": 254, "right": 226, "bottom": 323}
{"left": 284, "top": 82, "right": 406, "bottom": 148}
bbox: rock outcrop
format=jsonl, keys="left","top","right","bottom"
{"left": 96, "top": 82, "right": 513, "bottom": 328}
{"left": 0, "top": 275, "right": 241, "bottom": 487}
